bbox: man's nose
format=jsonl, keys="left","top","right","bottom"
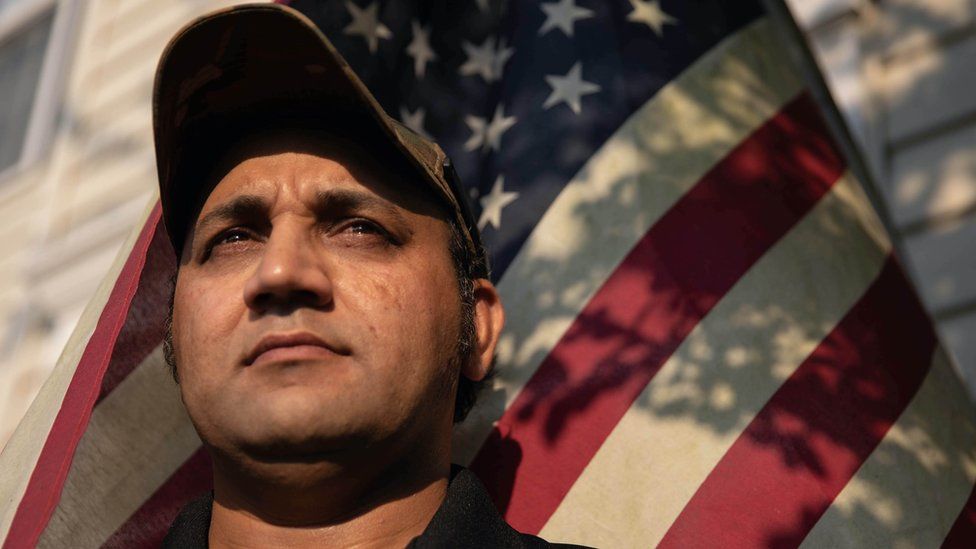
{"left": 242, "top": 227, "right": 333, "bottom": 313}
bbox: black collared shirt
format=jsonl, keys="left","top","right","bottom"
{"left": 162, "top": 466, "right": 590, "bottom": 548}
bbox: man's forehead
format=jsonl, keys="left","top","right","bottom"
{"left": 207, "top": 130, "right": 381, "bottom": 191}
{"left": 193, "top": 129, "right": 446, "bottom": 224}
{"left": 220, "top": 129, "right": 365, "bottom": 163}
{"left": 204, "top": 149, "right": 370, "bottom": 204}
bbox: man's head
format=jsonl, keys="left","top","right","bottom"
{"left": 153, "top": 5, "right": 504, "bottom": 476}
{"left": 167, "top": 130, "right": 502, "bottom": 469}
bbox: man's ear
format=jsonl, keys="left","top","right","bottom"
{"left": 463, "top": 278, "right": 504, "bottom": 381}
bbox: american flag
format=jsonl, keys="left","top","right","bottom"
{"left": 2, "top": 0, "right": 976, "bottom": 547}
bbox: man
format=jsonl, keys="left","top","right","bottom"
{"left": 154, "top": 4, "right": 584, "bottom": 548}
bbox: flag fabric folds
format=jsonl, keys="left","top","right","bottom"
{"left": 2, "top": 0, "right": 976, "bottom": 547}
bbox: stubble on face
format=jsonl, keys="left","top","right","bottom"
{"left": 171, "top": 134, "right": 464, "bottom": 482}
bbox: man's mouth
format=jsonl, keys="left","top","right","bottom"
{"left": 244, "top": 332, "right": 344, "bottom": 366}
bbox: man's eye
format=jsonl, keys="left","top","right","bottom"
{"left": 216, "top": 229, "right": 251, "bottom": 245}
{"left": 345, "top": 220, "right": 384, "bottom": 235}
{"left": 334, "top": 218, "right": 399, "bottom": 247}
{"left": 200, "top": 228, "right": 257, "bottom": 262}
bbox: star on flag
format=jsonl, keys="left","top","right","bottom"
{"left": 344, "top": 0, "right": 391, "bottom": 53}
{"left": 406, "top": 20, "right": 436, "bottom": 78}
{"left": 539, "top": 0, "right": 594, "bottom": 37}
{"left": 478, "top": 175, "right": 518, "bottom": 230}
{"left": 543, "top": 62, "right": 601, "bottom": 114}
{"left": 459, "top": 36, "right": 515, "bottom": 83}
{"left": 464, "top": 104, "right": 517, "bottom": 152}
{"left": 399, "top": 106, "right": 432, "bottom": 139}
{"left": 627, "top": 0, "right": 677, "bottom": 37}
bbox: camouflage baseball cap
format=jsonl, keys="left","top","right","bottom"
{"left": 152, "top": 2, "right": 483, "bottom": 265}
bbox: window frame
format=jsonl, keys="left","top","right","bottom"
{"left": 0, "top": 0, "right": 83, "bottom": 184}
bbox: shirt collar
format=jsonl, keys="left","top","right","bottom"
{"left": 408, "top": 465, "right": 545, "bottom": 548}
{"left": 162, "top": 465, "right": 560, "bottom": 548}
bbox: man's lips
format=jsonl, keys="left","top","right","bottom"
{"left": 244, "top": 332, "right": 345, "bottom": 366}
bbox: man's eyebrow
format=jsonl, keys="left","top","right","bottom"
{"left": 313, "top": 188, "right": 408, "bottom": 225}
{"left": 195, "top": 194, "right": 269, "bottom": 234}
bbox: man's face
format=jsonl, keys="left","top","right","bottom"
{"left": 172, "top": 134, "right": 463, "bottom": 465}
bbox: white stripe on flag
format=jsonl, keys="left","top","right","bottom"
{"left": 538, "top": 172, "right": 891, "bottom": 547}
{"left": 0, "top": 199, "right": 158, "bottom": 544}
{"left": 801, "top": 349, "right": 976, "bottom": 548}
{"left": 37, "top": 346, "right": 199, "bottom": 548}
{"left": 454, "top": 18, "right": 805, "bottom": 463}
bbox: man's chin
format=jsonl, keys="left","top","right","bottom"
{"left": 232, "top": 429, "right": 374, "bottom": 465}
{"left": 213, "top": 402, "right": 397, "bottom": 466}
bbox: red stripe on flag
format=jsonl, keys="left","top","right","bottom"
{"left": 942, "top": 482, "right": 976, "bottom": 549}
{"left": 97, "top": 220, "right": 175, "bottom": 402}
{"left": 658, "top": 257, "right": 936, "bottom": 549}
{"left": 469, "top": 92, "right": 846, "bottom": 534}
{"left": 3, "top": 205, "right": 163, "bottom": 549}
{"left": 103, "top": 447, "right": 212, "bottom": 549}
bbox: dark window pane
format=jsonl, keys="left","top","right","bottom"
{"left": 0, "top": 10, "right": 54, "bottom": 173}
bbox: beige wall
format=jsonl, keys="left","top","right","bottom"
{"left": 791, "top": 0, "right": 976, "bottom": 393}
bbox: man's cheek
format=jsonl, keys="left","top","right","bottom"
{"left": 341, "top": 270, "right": 406, "bottom": 334}
{"left": 174, "top": 287, "right": 238, "bottom": 379}
{"left": 354, "top": 268, "right": 405, "bottom": 311}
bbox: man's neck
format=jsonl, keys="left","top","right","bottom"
{"left": 207, "top": 452, "right": 449, "bottom": 549}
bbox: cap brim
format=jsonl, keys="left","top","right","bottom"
{"left": 153, "top": 3, "right": 481, "bottom": 260}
